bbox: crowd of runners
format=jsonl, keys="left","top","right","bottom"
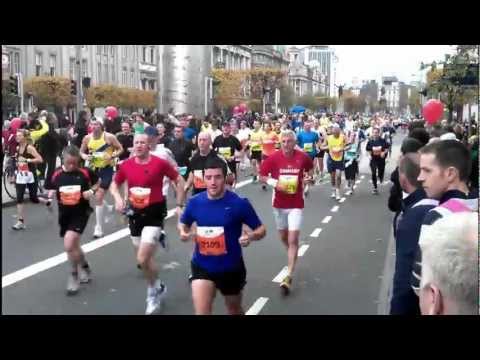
{"left": 2, "top": 108, "right": 478, "bottom": 315}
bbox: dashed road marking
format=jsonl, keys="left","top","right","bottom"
{"left": 246, "top": 297, "right": 269, "bottom": 315}
{"left": 339, "top": 197, "right": 346, "bottom": 203}
{"left": 361, "top": 175, "right": 365, "bottom": 179}
{"left": 322, "top": 216, "right": 332, "bottom": 224}
{"left": 298, "top": 244, "right": 310, "bottom": 257}
{"left": 310, "top": 228, "right": 322, "bottom": 237}
{"left": 272, "top": 267, "right": 289, "bottom": 283}
{"left": 331, "top": 206, "right": 339, "bottom": 212}
{"left": 355, "top": 180, "right": 361, "bottom": 184}
{"left": 353, "top": 185, "right": 357, "bottom": 190}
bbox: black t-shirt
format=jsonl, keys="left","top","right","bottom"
{"left": 158, "top": 135, "right": 172, "bottom": 148}
{"left": 366, "top": 138, "right": 390, "bottom": 159}
{"left": 116, "top": 133, "right": 134, "bottom": 160}
{"left": 188, "top": 150, "right": 225, "bottom": 195}
{"left": 51, "top": 167, "right": 98, "bottom": 212}
{"left": 212, "top": 135, "right": 242, "bottom": 164}
{"left": 167, "top": 139, "right": 195, "bottom": 167}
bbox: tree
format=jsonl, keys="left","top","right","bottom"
{"left": 2, "top": 79, "right": 20, "bottom": 116}
{"left": 85, "top": 85, "right": 156, "bottom": 112}
{"left": 408, "top": 88, "right": 421, "bottom": 115}
{"left": 342, "top": 90, "right": 366, "bottom": 114}
{"left": 23, "top": 76, "right": 74, "bottom": 109}
{"left": 279, "top": 83, "right": 295, "bottom": 110}
{"left": 296, "top": 94, "right": 318, "bottom": 111}
{"left": 314, "top": 94, "right": 337, "bottom": 112}
{"left": 211, "top": 69, "right": 249, "bottom": 109}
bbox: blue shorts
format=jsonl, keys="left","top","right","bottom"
{"left": 93, "top": 166, "right": 114, "bottom": 189}
{"left": 327, "top": 157, "right": 345, "bottom": 173}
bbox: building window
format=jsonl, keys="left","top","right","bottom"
{"left": 104, "top": 64, "right": 109, "bottom": 83}
{"left": 97, "top": 62, "right": 102, "bottom": 83}
{"left": 149, "top": 80, "right": 155, "bottom": 90}
{"left": 49, "top": 54, "right": 56, "bottom": 76}
{"left": 142, "top": 46, "right": 147, "bottom": 62}
{"left": 12, "top": 52, "right": 20, "bottom": 74}
{"left": 104, "top": 45, "right": 108, "bottom": 54}
{"left": 69, "top": 58, "right": 76, "bottom": 79}
{"left": 150, "top": 47, "right": 155, "bottom": 64}
{"left": 130, "top": 70, "right": 135, "bottom": 87}
{"left": 82, "top": 60, "right": 88, "bottom": 78}
{"left": 122, "top": 45, "right": 127, "bottom": 59}
{"left": 111, "top": 65, "right": 115, "bottom": 83}
{"left": 111, "top": 45, "right": 115, "bottom": 57}
{"left": 141, "top": 78, "right": 147, "bottom": 90}
{"left": 122, "top": 68, "right": 127, "bottom": 85}
{"left": 35, "top": 53, "right": 43, "bottom": 76}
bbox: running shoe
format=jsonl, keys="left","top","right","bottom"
{"left": 146, "top": 282, "right": 167, "bottom": 315}
{"left": 372, "top": 188, "right": 378, "bottom": 194}
{"left": 93, "top": 225, "right": 103, "bottom": 239}
{"left": 66, "top": 273, "right": 80, "bottom": 296}
{"left": 78, "top": 264, "right": 92, "bottom": 284}
{"left": 335, "top": 189, "right": 341, "bottom": 201}
{"left": 280, "top": 275, "right": 292, "bottom": 295}
{"left": 252, "top": 175, "right": 258, "bottom": 182}
{"left": 12, "top": 220, "right": 26, "bottom": 230}
{"left": 104, "top": 204, "right": 114, "bottom": 224}
{"left": 330, "top": 190, "right": 336, "bottom": 198}
{"left": 45, "top": 199, "right": 53, "bottom": 212}
{"left": 262, "top": 184, "right": 267, "bottom": 191}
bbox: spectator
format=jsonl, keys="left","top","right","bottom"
{"left": 156, "top": 122, "right": 172, "bottom": 148}
{"left": 411, "top": 140, "right": 478, "bottom": 292}
{"left": 37, "top": 112, "right": 61, "bottom": 190}
{"left": 390, "top": 153, "right": 438, "bottom": 315}
{"left": 468, "top": 137, "right": 478, "bottom": 190}
{"left": 409, "top": 127, "right": 430, "bottom": 146}
{"left": 72, "top": 110, "right": 90, "bottom": 148}
{"left": 116, "top": 121, "right": 134, "bottom": 161}
{"left": 418, "top": 212, "right": 478, "bottom": 315}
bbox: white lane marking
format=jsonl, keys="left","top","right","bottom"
{"left": 235, "top": 178, "right": 253, "bottom": 188}
{"left": 331, "top": 206, "right": 339, "bottom": 212}
{"left": 246, "top": 297, "right": 269, "bottom": 315}
{"left": 353, "top": 185, "right": 357, "bottom": 190}
{"left": 339, "top": 197, "right": 346, "bottom": 203}
{"left": 355, "top": 180, "right": 361, "bottom": 184}
{"left": 322, "top": 216, "right": 332, "bottom": 224}
{"left": 3, "top": 179, "right": 253, "bottom": 289}
{"left": 361, "top": 175, "right": 365, "bottom": 179}
{"left": 272, "top": 266, "right": 289, "bottom": 283}
{"left": 310, "top": 228, "right": 322, "bottom": 237}
{"left": 298, "top": 244, "right": 310, "bottom": 257}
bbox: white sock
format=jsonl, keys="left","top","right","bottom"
{"left": 95, "top": 204, "right": 105, "bottom": 230}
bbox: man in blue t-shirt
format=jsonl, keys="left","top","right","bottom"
{"left": 296, "top": 119, "right": 319, "bottom": 195}
{"left": 178, "top": 157, "right": 266, "bottom": 315}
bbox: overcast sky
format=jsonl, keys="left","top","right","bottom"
{"left": 290, "top": 45, "right": 456, "bottom": 86}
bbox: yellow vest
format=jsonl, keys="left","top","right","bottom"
{"left": 250, "top": 130, "right": 264, "bottom": 152}
{"left": 87, "top": 132, "right": 113, "bottom": 168}
{"left": 327, "top": 134, "right": 345, "bottom": 161}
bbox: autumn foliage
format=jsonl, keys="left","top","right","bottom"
{"left": 23, "top": 76, "right": 74, "bottom": 109}
{"left": 85, "top": 85, "right": 156, "bottom": 110}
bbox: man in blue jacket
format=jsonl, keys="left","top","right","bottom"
{"left": 390, "top": 153, "right": 438, "bottom": 315}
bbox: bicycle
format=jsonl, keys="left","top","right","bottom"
{"left": 3, "top": 156, "right": 17, "bottom": 200}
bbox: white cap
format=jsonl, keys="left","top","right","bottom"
{"left": 440, "top": 132, "right": 458, "bottom": 141}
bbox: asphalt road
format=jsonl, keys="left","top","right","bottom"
{"left": 2, "top": 135, "right": 403, "bottom": 315}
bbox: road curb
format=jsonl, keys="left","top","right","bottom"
{"left": 2, "top": 199, "right": 18, "bottom": 208}
{"left": 377, "top": 226, "right": 395, "bottom": 315}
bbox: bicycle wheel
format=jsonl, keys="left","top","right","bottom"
{"left": 3, "top": 170, "right": 16, "bottom": 200}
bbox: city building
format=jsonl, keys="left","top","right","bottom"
{"left": 287, "top": 48, "right": 326, "bottom": 98}
{"left": 251, "top": 45, "right": 289, "bottom": 70}
{"left": 211, "top": 45, "right": 252, "bottom": 70}
{"left": 380, "top": 76, "right": 401, "bottom": 112}
{"left": 298, "top": 45, "right": 338, "bottom": 97}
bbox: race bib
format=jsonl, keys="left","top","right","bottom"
{"left": 278, "top": 174, "right": 299, "bottom": 195}
{"left": 303, "top": 143, "right": 313, "bottom": 153}
{"left": 219, "top": 147, "right": 232, "bottom": 160}
{"left": 250, "top": 141, "right": 261, "bottom": 151}
{"left": 372, "top": 146, "right": 382, "bottom": 156}
{"left": 193, "top": 169, "right": 206, "bottom": 189}
{"left": 18, "top": 162, "right": 29, "bottom": 172}
{"left": 91, "top": 151, "right": 105, "bottom": 167}
{"left": 129, "top": 187, "right": 151, "bottom": 209}
{"left": 331, "top": 146, "right": 343, "bottom": 158}
{"left": 196, "top": 226, "right": 227, "bottom": 256}
{"left": 59, "top": 185, "right": 82, "bottom": 206}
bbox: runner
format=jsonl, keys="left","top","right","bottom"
{"left": 260, "top": 130, "right": 314, "bottom": 294}
{"left": 236, "top": 120, "right": 251, "bottom": 172}
{"left": 366, "top": 127, "right": 389, "bottom": 194}
{"left": 381, "top": 118, "right": 396, "bottom": 158}
{"left": 321, "top": 124, "right": 347, "bottom": 201}
{"left": 132, "top": 113, "right": 151, "bottom": 135}
{"left": 178, "top": 156, "right": 266, "bottom": 315}
{"left": 296, "top": 118, "right": 320, "bottom": 196}
{"left": 48, "top": 145, "right": 100, "bottom": 295}
{"left": 116, "top": 121, "right": 134, "bottom": 162}
{"left": 212, "top": 122, "right": 243, "bottom": 187}
{"left": 79, "top": 118, "right": 123, "bottom": 238}
{"left": 167, "top": 125, "right": 195, "bottom": 181}
{"left": 248, "top": 120, "right": 264, "bottom": 183}
{"left": 12, "top": 129, "right": 52, "bottom": 230}
{"left": 260, "top": 122, "right": 280, "bottom": 190}
{"left": 343, "top": 139, "right": 359, "bottom": 196}
{"left": 110, "top": 133, "right": 186, "bottom": 315}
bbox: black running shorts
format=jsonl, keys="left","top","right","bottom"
{"left": 129, "top": 202, "right": 167, "bottom": 237}
{"left": 189, "top": 260, "right": 247, "bottom": 296}
{"left": 59, "top": 207, "right": 92, "bottom": 237}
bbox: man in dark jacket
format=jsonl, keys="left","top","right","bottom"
{"left": 390, "top": 153, "right": 438, "bottom": 315}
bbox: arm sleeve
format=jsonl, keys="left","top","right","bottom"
{"left": 366, "top": 141, "right": 372, "bottom": 152}
{"left": 164, "top": 160, "right": 180, "bottom": 181}
{"left": 180, "top": 198, "right": 194, "bottom": 226}
{"left": 241, "top": 198, "right": 262, "bottom": 230}
{"left": 234, "top": 137, "right": 242, "bottom": 151}
{"left": 113, "top": 162, "right": 126, "bottom": 185}
{"left": 30, "top": 119, "right": 49, "bottom": 143}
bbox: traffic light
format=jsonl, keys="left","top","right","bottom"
{"left": 419, "top": 88, "right": 428, "bottom": 97}
{"left": 70, "top": 80, "right": 77, "bottom": 95}
{"left": 9, "top": 75, "right": 18, "bottom": 95}
{"left": 338, "top": 86, "right": 343, "bottom": 97}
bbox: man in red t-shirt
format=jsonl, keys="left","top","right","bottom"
{"left": 110, "top": 133, "right": 186, "bottom": 315}
{"left": 259, "top": 130, "right": 314, "bottom": 294}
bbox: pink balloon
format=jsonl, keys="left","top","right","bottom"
{"left": 233, "top": 106, "right": 240, "bottom": 114}
{"left": 10, "top": 118, "right": 24, "bottom": 132}
{"left": 105, "top": 106, "right": 118, "bottom": 120}
{"left": 239, "top": 103, "right": 247, "bottom": 112}
{"left": 422, "top": 100, "right": 444, "bottom": 125}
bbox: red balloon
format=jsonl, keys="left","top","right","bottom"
{"left": 233, "top": 106, "right": 240, "bottom": 114}
{"left": 10, "top": 118, "right": 24, "bottom": 132}
{"left": 422, "top": 100, "right": 444, "bottom": 125}
{"left": 105, "top": 106, "right": 118, "bottom": 120}
{"left": 239, "top": 103, "right": 247, "bottom": 112}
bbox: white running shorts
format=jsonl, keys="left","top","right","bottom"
{"left": 131, "top": 226, "right": 162, "bottom": 246}
{"left": 273, "top": 208, "right": 303, "bottom": 231}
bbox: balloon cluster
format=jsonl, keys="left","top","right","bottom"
{"left": 233, "top": 103, "right": 248, "bottom": 117}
